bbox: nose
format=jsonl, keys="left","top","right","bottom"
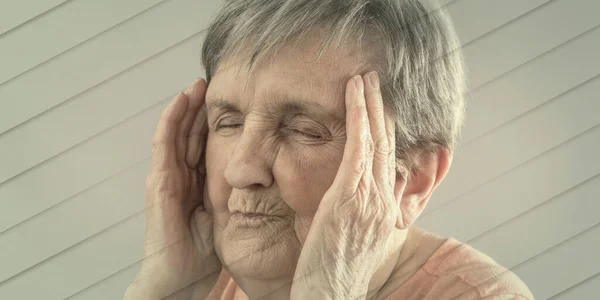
{"left": 224, "top": 128, "right": 274, "bottom": 189}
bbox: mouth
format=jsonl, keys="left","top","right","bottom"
{"left": 229, "top": 211, "right": 285, "bottom": 228}
{"left": 231, "top": 210, "right": 281, "bottom": 219}
{"left": 233, "top": 212, "right": 270, "bottom": 219}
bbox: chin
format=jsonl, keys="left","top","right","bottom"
{"left": 215, "top": 216, "right": 302, "bottom": 280}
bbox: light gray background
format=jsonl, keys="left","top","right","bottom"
{"left": 0, "top": 0, "right": 598, "bottom": 299}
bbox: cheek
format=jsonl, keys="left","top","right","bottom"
{"left": 274, "top": 144, "right": 343, "bottom": 218}
{"left": 205, "top": 135, "right": 231, "bottom": 213}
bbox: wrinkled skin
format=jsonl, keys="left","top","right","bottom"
{"left": 204, "top": 39, "right": 407, "bottom": 299}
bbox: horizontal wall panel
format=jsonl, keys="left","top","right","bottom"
{"left": 0, "top": 0, "right": 221, "bottom": 135}
{"left": 426, "top": 75, "right": 600, "bottom": 212}
{"left": 0, "top": 160, "right": 148, "bottom": 283}
{"left": 417, "top": 124, "right": 600, "bottom": 242}
{"left": 464, "top": 0, "right": 600, "bottom": 88}
{"left": 418, "top": 0, "right": 452, "bottom": 12}
{"left": 0, "top": 212, "right": 146, "bottom": 300}
{"left": 550, "top": 273, "right": 600, "bottom": 300}
{"left": 0, "top": 0, "right": 68, "bottom": 35}
{"left": 0, "top": 100, "right": 165, "bottom": 233}
{"left": 0, "top": 32, "right": 206, "bottom": 184}
{"left": 0, "top": 0, "right": 164, "bottom": 84}
{"left": 469, "top": 175, "right": 600, "bottom": 270}
{"left": 462, "top": 25, "right": 600, "bottom": 144}
{"left": 447, "top": 0, "right": 550, "bottom": 45}
{"left": 513, "top": 224, "right": 600, "bottom": 299}
{"left": 67, "top": 263, "right": 142, "bottom": 300}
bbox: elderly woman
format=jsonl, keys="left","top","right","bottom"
{"left": 124, "top": 0, "right": 534, "bottom": 299}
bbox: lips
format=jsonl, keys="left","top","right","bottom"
{"left": 231, "top": 210, "right": 280, "bottom": 219}
{"left": 229, "top": 210, "right": 286, "bottom": 229}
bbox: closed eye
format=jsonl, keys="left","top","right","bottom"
{"left": 281, "top": 125, "right": 324, "bottom": 140}
{"left": 216, "top": 124, "right": 243, "bottom": 130}
{"left": 292, "top": 129, "right": 323, "bottom": 140}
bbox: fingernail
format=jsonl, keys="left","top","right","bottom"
{"left": 354, "top": 75, "right": 364, "bottom": 92}
{"left": 369, "top": 71, "right": 379, "bottom": 89}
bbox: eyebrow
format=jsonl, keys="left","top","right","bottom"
{"left": 279, "top": 101, "right": 327, "bottom": 116}
{"left": 207, "top": 99, "right": 238, "bottom": 112}
{"left": 208, "top": 96, "right": 344, "bottom": 121}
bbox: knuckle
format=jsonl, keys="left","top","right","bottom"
{"left": 388, "top": 146, "right": 395, "bottom": 158}
{"left": 373, "top": 140, "right": 388, "bottom": 160}
{"left": 353, "top": 105, "right": 367, "bottom": 123}
{"left": 349, "top": 159, "right": 366, "bottom": 177}
{"left": 365, "top": 140, "right": 375, "bottom": 160}
{"left": 340, "top": 188, "right": 357, "bottom": 202}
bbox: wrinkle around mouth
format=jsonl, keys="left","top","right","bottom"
{"left": 230, "top": 210, "right": 285, "bottom": 219}
{"left": 228, "top": 196, "right": 290, "bottom": 218}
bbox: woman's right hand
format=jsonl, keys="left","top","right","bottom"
{"left": 123, "top": 78, "right": 222, "bottom": 300}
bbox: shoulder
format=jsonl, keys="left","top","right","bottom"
{"left": 422, "top": 237, "right": 535, "bottom": 300}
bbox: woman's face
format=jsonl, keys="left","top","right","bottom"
{"left": 204, "top": 40, "right": 368, "bottom": 279}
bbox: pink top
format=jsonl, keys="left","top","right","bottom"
{"left": 207, "top": 238, "right": 535, "bottom": 299}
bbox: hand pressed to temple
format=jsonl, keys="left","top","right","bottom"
{"left": 291, "top": 72, "right": 407, "bottom": 300}
{"left": 124, "top": 79, "right": 221, "bottom": 300}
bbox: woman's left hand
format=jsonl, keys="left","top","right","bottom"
{"left": 290, "top": 72, "right": 408, "bottom": 300}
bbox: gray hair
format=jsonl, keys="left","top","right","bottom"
{"left": 201, "top": 0, "right": 466, "bottom": 177}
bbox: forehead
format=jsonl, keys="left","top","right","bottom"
{"left": 206, "top": 38, "right": 369, "bottom": 119}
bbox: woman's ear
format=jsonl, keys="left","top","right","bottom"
{"left": 394, "top": 146, "right": 453, "bottom": 229}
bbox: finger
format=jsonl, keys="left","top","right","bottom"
{"left": 385, "top": 106, "right": 397, "bottom": 189}
{"left": 151, "top": 92, "right": 189, "bottom": 171}
{"left": 333, "top": 75, "right": 370, "bottom": 194}
{"left": 186, "top": 80, "right": 209, "bottom": 168}
{"left": 378, "top": 91, "right": 403, "bottom": 229}
{"left": 177, "top": 78, "right": 205, "bottom": 163}
{"left": 186, "top": 106, "right": 208, "bottom": 168}
{"left": 385, "top": 107, "right": 403, "bottom": 229}
{"left": 363, "top": 71, "right": 390, "bottom": 194}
